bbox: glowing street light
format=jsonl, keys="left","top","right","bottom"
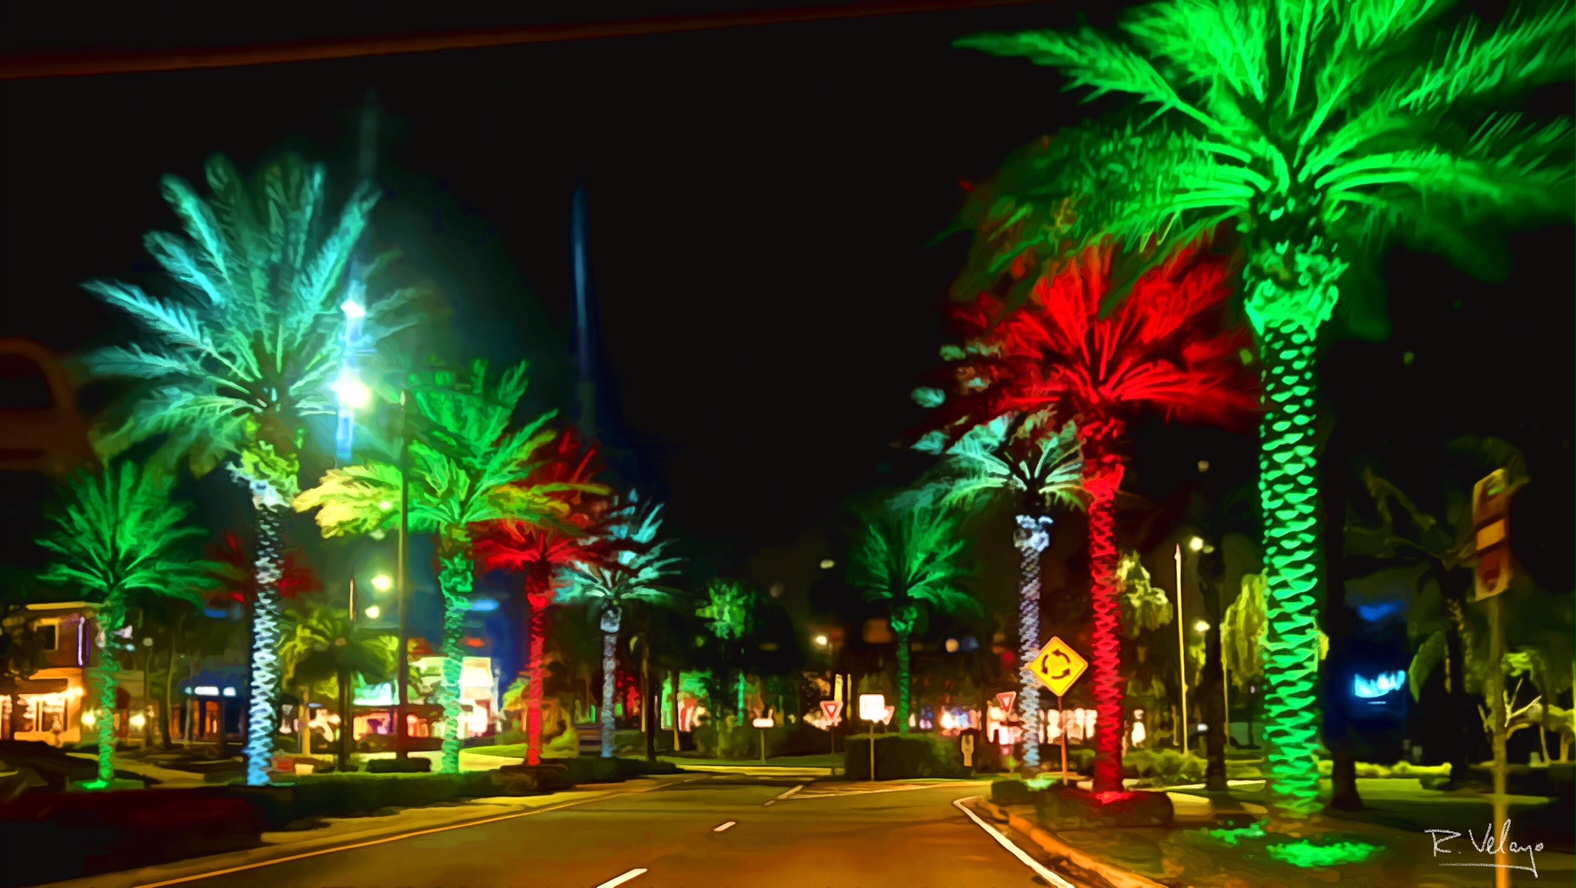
{"left": 819, "top": 559, "right": 835, "bottom": 570}
{"left": 331, "top": 372, "right": 373, "bottom": 411}
{"left": 1188, "top": 536, "right": 1206, "bottom": 552}
{"left": 1194, "top": 619, "right": 1210, "bottom": 634}
{"left": 814, "top": 634, "right": 828, "bottom": 647}
{"left": 371, "top": 574, "right": 394, "bottom": 593}
{"left": 364, "top": 605, "right": 381, "bottom": 620}
{"left": 340, "top": 299, "right": 367, "bottom": 319}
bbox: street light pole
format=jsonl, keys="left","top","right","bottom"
{"left": 1175, "top": 544, "right": 1188, "bottom": 754}
{"left": 394, "top": 389, "right": 412, "bottom": 761}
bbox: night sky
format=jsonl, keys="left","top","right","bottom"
{"left": 2, "top": 2, "right": 1571, "bottom": 590}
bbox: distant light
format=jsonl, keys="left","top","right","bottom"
{"left": 341, "top": 299, "right": 367, "bottom": 319}
{"left": 364, "top": 605, "right": 381, "bottom": 620}
{"left": 1194, "top": 620, "right": 1210, "bottom": 634}
{"left": 944, "top": 638, "right": 959, "bottom": 653}
{"left": 1402, "top": 351, "right": 1415, "bottom": 366}
{"left": 1196, "top": 722, "right": 1208, "bottom": 734}
{"left": 129, "top": 713, "right": 146, "bottom": 730}
{"left": 332, "top": 372, "right": 373, "bottom": 410}
{"left": 819, "top": 559, "right": 835, "bottom": 570}
{"left": 195, "top": 686, "right": 219, "bottom": 697}
{"left": 752, "top": 717, "right": 774, "bottom": 729}
{"left": 81, "top": 711, "right": 97, "bottom": 728}
{"left": 222, "top": 687, "right": 237, "bottom": 698}
{"left": 142, "top": 637, "right": 155, "bottom": 646}
{"left": 1188, "top": 537, "right": 1205, "bottom": 552}
{"left": 377, "top": 500, "right": 394, "bottom": 512}
{"left": 371, "top": 574, "right": 394, "bottom": 593}
{"left": 814, "top": 634, "right": 828, "bottom": 647}
{"left": 1352, "top": 671, "right": 1406, "bottom": 700}
{"left": 468, "top": 598, "right": 499, "bottom": 612}
{"left": 1197, "top": 460, "right": 1210, "bottom": 473}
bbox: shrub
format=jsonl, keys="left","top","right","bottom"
{"left": 367, "top": 757, "right": 432, "bottom": 774}
{"left": 844, "top": 734, "right": 968, "bottom": 781}
{"left": 1123, "top": 749, "right": 1206, "bottom": 785}
{"left": 1035, "top": 785, "right": 1174, "bottom": 829}
{"left": 990, "top": 777, "right": 1036, "bottom": 806}
{"left": 546, "top": 756, "right": 680, "bottom": 785}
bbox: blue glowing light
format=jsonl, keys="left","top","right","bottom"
{"left": 1352, "top": 670, "right": 1406, "bottom": 701}
{"left": 468, "top": 598, "right": 499, "bottom": 612}
{"left": 1357, "top": 600, "right": 1402, "bottom": 623}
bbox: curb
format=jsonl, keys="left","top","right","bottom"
{"left": 969, "top": 799, "right": 1167, "bottom": 888}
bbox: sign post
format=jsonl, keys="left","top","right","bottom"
{"left": 1024, "top": 637, "right": 1089, "bottom": 780}
{"left": 752, "top": 716, "right": 774, "bottom": 764}
{"left": 1473, "top": 470, "right": 1515, "bottom": 888}
{"left": 859, "top": 694, "right": 886, "bottom": 782}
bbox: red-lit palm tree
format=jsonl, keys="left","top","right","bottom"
{"left": 472, "top": 430, "right": 616, "bottom": 765}
{"left": 929, "top": 242, "right": 1256, "bottom": 791}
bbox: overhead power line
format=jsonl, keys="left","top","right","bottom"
{"left": 0, "top": 0, "right": 1045, "bottom": 81}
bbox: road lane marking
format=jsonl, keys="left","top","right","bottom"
{"left": 763, "top": 799, "right": 776, "bottom": 806}
{"left": 952, "top": 797, "right": 1075, "bottom": 888}
{"left": 713, "top": 821, "right": 737, "bottom": 832}
{"left": 133, "top": 779, "right": 693, "bottom": 888}
{"left": 793, "top": 780, "right": 990, "bottom": 799}
{"left": 595, "top": 868, "right": 648, "bottom": 888}
{"left": 775, "top": 784, "right": 804, "bottom": 800}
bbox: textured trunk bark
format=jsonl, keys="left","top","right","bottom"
{"left": 670, "top": 669, "right": 682, "bottom": 752}
{"left": 526, "top": 583, "right": 549, "bottom": 766}
{"left": 161, "top": 648, "right": 177, "bottom": 749}
{"left": 1015, "top": 514, "right": 1052, "bottom": 769}
{"left": 1198, "top": 549, "right": 1228, "bottom": 792}
{"left": 242, "top": 492, "right": 287, "bottom": 787}
{"left": 600, "top": 632, "right": 617, "bottom": 758}
{"left": 642, "top": 634, "right": 656, "bottom": 761}
{"left": 1081, "top": 421, "right": 1126, "bottom": 794}
{"left": 1441, "top": 581, "right": 1474, "bottom": 786}
{"left": 896, "top": 630, "right": 911, "bottom": 735}
{"left": 338, "top": 666, "right": 354, "bottom": 772}
{"left": 94, "top": 597, "right": 127, "bottom": 784}
{"left": 437, "top": 553, "right": 472, "bottom": 775}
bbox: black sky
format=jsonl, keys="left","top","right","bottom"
{"left": 2, "top": 2, "right": 1570, "bottom": 584}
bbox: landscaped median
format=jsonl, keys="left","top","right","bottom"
{"left": 0, "top": 757, "right": 683, "bottom": 888}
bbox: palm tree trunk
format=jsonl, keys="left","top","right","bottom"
{"left": 670, "top": 669, "right": 682, "bottom": 752}
{"left": 1441, "top": 584, "right": 1474, "bottom": 785}
{"left": 600, "top": 632, "right": 617, "bottom": 758}
{"left": 1198, "top": 555, "right": 1228, "bottom": 792}
{"left": 243, "top": 494, "right": 288, "bottom": 787}
{"left": 1014, "top": 515, "right": 1051, "bottom": 768}
{"left": 338, "top": 666, "right": 354, "bottom": 772}
{"left": 1082, "top": 421, "right": 1126, "bottom": 794}
{"left": 95, "top": 598, "right": 126, "bottom": 785}
{"left": 301, "top": 686, "right": 312, "bottom": 756}
{"left": 526, "top": 582, "right": 550, "bottom": 766}
{"left": 437, "top": 554, "right": 473, "bottom": 774}
{"left": 1253, "top": 318, "right": 1325, "bottom": 819}
{"left": 896, "top": 629, "right": 912, "bottom": 735}
{"left": 641, "top": 634, "right": 656, "bottom": 762}
{"left": 161, "top": 648, "right": 177, "bottom": 749}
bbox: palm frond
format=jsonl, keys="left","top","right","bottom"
{"left": 1392, "top": 2, "right": 1575, "bottom": 113}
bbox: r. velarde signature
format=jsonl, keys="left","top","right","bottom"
{"left": 1427, "top": 820, "right": 1547, "bottom": 877}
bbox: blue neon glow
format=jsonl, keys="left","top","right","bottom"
{"left": 1357, "top": 600, "right": 1403, "bottom": 623}
{"left": 1352, "top": 670, "right": 1406, "bottom": 701}
{"left": 468, "top": 598, "right": 499, "bottom": 612}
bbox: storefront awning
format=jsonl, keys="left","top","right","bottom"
{"left": 0, "top": 676, "right": 69, "bottom": 695}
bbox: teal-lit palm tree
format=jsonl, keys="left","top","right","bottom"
{"left": 560, "top": 493, "right": 685, "bottom": 758}
{"left": 37, "top": 462, "right": 214, "bottom": 785}
{"left": 958, "top": 0, "right": 1573, "bottom": 817}
{"left": 294, "top": 360, "right": 594, "bottom": 772}
{"left": 279, "top": 603, "right": 397, "bottom": 772}
{"left": 850, "top": 502, "right": 977, "bottom": 733}
{"left": 698, "top": 580, "right": 756, "bottom": 718}
{"left": 905, "top": 409, "right": 1082, "bottom": 765}
{"left": 84, "top": 153, "right": 418, "bottom": 785}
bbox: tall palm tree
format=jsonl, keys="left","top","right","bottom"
{"left": 278, "top": 603, "right": 396, "bottom": 772}
{"left": 84, "top": 153, "right": 418, "bottom": 785}
{"left": 957, "top": 0, "right": 1573, "bottom": 816}
{"left": 559, "top": 493, "right": 685, "bottom": 758}
{"left": 37, "top": 461, "right": 214, "bottom": 785}
{"left": 904, "top": 409, "right": 1083, "bottom": 766}
{"left": 698, "top": 580, "right": 756, "bottom": 719}
{"left": 849, "top": 502, "right": 977, "bottom": 734}
{"left": 294, "top": 360, "right": 595, "bottom": 772}
{"left": 919, "top": 244, "right": 1256, "bottom": 790}
{"left": 472, "top": 429, "right": 617, "bottom": 766}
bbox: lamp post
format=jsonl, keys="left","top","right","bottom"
{"left": 1176, "top": 536, "right": 1204, "bottom": 753}
{"left": 395, "top": 389, "right": 412, "bottom": 761}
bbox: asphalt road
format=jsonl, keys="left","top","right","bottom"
{"left": 158, "top": 776, "right": 1046, "bottom": 888}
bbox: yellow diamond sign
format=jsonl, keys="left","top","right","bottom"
{"left": 1025, "top": 637, "right": 1088, "bottom": 698}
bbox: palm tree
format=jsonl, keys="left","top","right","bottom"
{"left": 472, "top": 429, "right": 616, "bottom": 766}
{"left": 698, "top": 580, "right": 756, "bottom": 719}
{"left": 560, "top": 493, "right": 685, "bottom": 759}
{"left": 905, "top": 409, "right": 1082, "bottom": 766}
{"left": 849, "top": 502, "right": 977, "bottom": 734}
{"left": 919, "top": 244, "right": 1255, "bottom": 790}
{"left": 278, "top": 603, "right": 396, "bottom": 772}
{"left": 295, "top": 360, "right": 595, "bottom": 772}
{"left": 36, "top": 461, "right": 214, "bottom": 785}
{"left": 957, "top": 0, "right": 1573, "bottom": 816}
{"left": 1224, "top": 574, "right": 1268, "bottom": 748}
{"left": 84, "top": 153, "right": 417, "bottom": 785}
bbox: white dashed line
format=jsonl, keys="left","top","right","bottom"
{"left": 775, "top": 784, "right": 805, "bottom": 800}
{"left": 595, "top": 867, "right": 649, "bottom": 888}
{"left": 952, "top": 798, "right": 1074, "bottom": 888}
{"left": 713, "top": 821, "right": 737, "bottom": 832}
{"left": 763, "top": 799, "right": 776, "bottom": 806}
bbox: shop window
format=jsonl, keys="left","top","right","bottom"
{"left": 36, "top": 623, "right": 57, "bottom": 651}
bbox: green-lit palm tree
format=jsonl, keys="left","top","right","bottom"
{"left": 958, "top": 0, "right": 1573, "bottom": 817}
{"left": 698, "top": 580, "right": 756, "bottom": 719}
{"left": 37, "top": 462, "right": 214, "bottom": 786}
{"left": 905, "top": 409, "right": 1082, "bottom": 765}
{"left": 84, "top": 153, "right": 418, "bottom": 785}
{"left": 850, "top": 502, "right": 978, "bottom": 733}
{"left": 294, "top": 360, "right": 594, "bottom": 772}
{"left": 560, "top": 493, "right": 685, "bottom": 759}
{"left": 278, "top": 603, "right": 396, "bottom": 772}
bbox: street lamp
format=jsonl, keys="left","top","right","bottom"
{"left": 1176, "top": 536, "right": 1206, "bottom": 753}
{"left": 819, "top": 559, "right": 835, "bottom": 570}
{"left": 1194, "top": 619, "right": 1210, "bottom": 634}
{"left": 814, "top": 634, "right": 828, "bottom": 647}
{"left": 371, "top": 574, "right": 393, "bottom": 593}
{"left": 331, "top": 372, "right": 373, "bottom": 411}
{"left": 364, "top": 605, "right": 381, "bottom": 620}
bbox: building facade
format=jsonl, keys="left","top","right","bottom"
{"left": 0, "top": 601, "right": 146, "bottom": 746}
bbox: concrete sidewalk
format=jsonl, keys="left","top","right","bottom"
{"left": 38, "top": 774, "right": 696, "bottom": 888}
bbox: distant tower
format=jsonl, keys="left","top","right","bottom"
{"left": 572, "top": 180, "right": 597, "bottom": 441}
{"left": 335, "top": 90, "right": 381, "bottom": 465}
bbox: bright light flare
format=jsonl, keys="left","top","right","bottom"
{"left": 371, "top": 574, "right": 393, "bottom": 593}
{"left": 364, "top": 605, "right": 381, "bottom": 620}
{"left": 341, "top": 299, "right": 367, "bottom": 319}
{"left": 1188, "top": 536, "right": 1205, "bottom": 552}
{"left": 332, "top": 372, "right": 373, "bottom": 410}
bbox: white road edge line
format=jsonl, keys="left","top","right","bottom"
{"left": 713, "top": 820, "right": 737, "bottom": 832}
{"left": 952, "top": 797, "right": 1075, "bottom": 888}
{"left": 133, "top": 779, "right": 688, "bottom": 888}
{"left": 595, "top": 867, "right": 649, "bottom": 888}
{"left": 775, "top": 784, "right": 804, "bottom": 800}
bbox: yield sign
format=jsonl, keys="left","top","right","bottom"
{"left": 880, "top": 705, "right": 896, "bottom": 725}
{"left": 994, "top": 691, "right": 1017, "bottom": 714}
{"left": 1025, "top": 637, "right": 1089, "bottom": 698}
{"left": 820, "top": 700, "right": 844, "bottom": 726}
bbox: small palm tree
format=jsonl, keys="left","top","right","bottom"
{"left": 560, "top": 493, "right": 685, "bottom": 759}
{"left": 295, "top": 360, "right": 595, "bottom": 772}
{"left": 850, "top": 502, "right": 977, "bottom": 734}
{"left": 85, "top": 153, "right": 418, "bottom": 785}
{"left": 37, "top": 462, "right": 214, "bottom": 785}
{"left": 906, "top": 409, "right": 1082, "bottom": 766}
{"left": 958, "top": 0, "right": 1573, "bottom": 816}
{"left": 698, "top": 580, "right": 756, "bottom": 718}
{"left": 278, "top": 603, "right": 396, "bottom": 772}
